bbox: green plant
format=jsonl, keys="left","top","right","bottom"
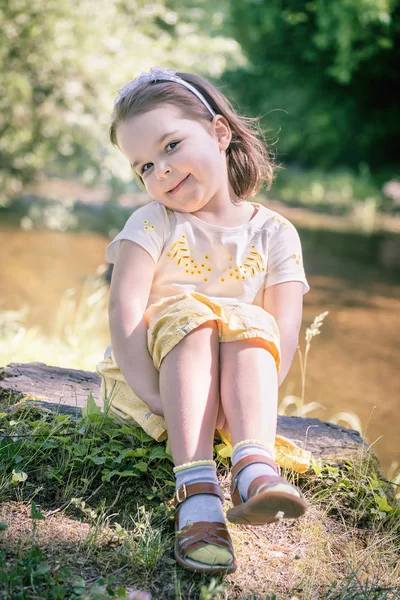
{"left": 0, "top": 398, "right": 175, "bottom": 511}
{"left": 301, "top": 455, "right": 399, "bottom": 531}
{"left": 0, "top": 546, "right": 130, "bottom": 599}
{"left": 322, "top": 568, "right": 399, "bottom": 599}
{"left": 199, "top": 578, "right": 227, "bottom": 600}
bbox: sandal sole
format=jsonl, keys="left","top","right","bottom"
{"left": 226, "top": 491, "right": 307, "bottom": 526}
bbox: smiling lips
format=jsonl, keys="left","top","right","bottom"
{"left": 168, "top": 174, "right": 190, "bottom": 194}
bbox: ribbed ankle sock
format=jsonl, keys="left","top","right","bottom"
{"left": 232, "top": 440, "right": 279, "bottom": 502}
{"left": 174, "top": 461, "right": 233, "bottom": 566}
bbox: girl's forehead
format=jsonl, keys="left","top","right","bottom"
{"left": 129, "top": 104, "right": 190, "bottom": 130}
{"left": 117, "top": 104, "right": 211, "bottom": 160}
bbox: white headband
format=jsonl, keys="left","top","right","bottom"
{"left": 113, "top": 66, "right": 216, "bottom": 118}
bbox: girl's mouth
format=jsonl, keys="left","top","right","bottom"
{"left": 168, "top": 174, "right": 190, "bottom": 194}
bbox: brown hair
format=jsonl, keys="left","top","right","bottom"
{"left": 110, "top": 71, "right": 277, "bottom": 199}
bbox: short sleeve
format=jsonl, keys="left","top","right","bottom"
{"left": 106, "top": 202, "right": 170, "bottom": 264}
{"left": 265, "top": 219, "right": 310, "bottom": 295}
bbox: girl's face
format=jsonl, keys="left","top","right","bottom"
{"left": 116, "top": 104, "right": 231, "bottom": 213}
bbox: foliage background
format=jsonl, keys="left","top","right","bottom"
{"left": 1, "top": 0, "right": 399, "bottom": 207}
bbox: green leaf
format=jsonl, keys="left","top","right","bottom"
{"left": 104, "top": 470, "right": 140, "bottom": 482}
{"left": 12, "top": 469, "right": 28, "bottom": 483}
{"left": 0, "top": 522, "right": 8, "bottom": 531}
{"left": 134, "top": 461, "right": 148, "bottom": 472}
{"left": 375, "top": 495, "right": 393, "bottom": 513}
{"left": 74, "top": 443, "right": 88, "bottom": 457}
{"left": 82, "top": 392, "right": 101, "bottom": 419}
{"left": 88, "top": 455, "right": 107, "bottom": 465}
{"left": 215, "top": 443, "right": 232, "bottom": 459}
{"left": 123, "top": 427, "right": 152, "bottom": 442}
{"left": 55, "top": 415, "right": 71, "bottom": 423}
{"left": 30, "top": 501, "right": 45, "bottom": 520}
{"left": 72, "top": 576, "right": 86, "bottom": 589}
{"left": 326, "top": 466, "right": 339, "bottom": 478}
{"left": 148, "top": 446, "right": 168, "bottom": 460}
{"left": 115, "top": 448, "right": 148, "bottom": 463}
{"left": 42, "top": 440, "right": 58, "bottom": 449}
{"left": 368, "top": 473, "right": 381, "bottom": 491}
{"left": 35, "top": 562, "right": 50, "bottom": 575}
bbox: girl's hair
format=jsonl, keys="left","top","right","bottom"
{"left": 110, "top": 71, "right": 277, "bottom": 199}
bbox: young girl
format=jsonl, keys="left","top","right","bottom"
{"left": 97, "top": 66, "right": 310, "bottom": 575}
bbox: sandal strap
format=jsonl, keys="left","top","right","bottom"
{"left": 173, "top": 482, "right": 224, "bottom": 509}
{"left": 176, "top": 521, "right": 233, "bottom": 560}
{"left": 248, "top": 475, "right": 303, "bottom": 501}
{"left": 231, "top": 454, "right": 280, "bottom": 481}
{"left": 231, "top": 454, "right": 281, "bottom": 507}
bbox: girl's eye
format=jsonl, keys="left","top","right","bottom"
{"left": 141, "top": 141, "right": 180, "bottom": 175}
{"left": 141, "top": 163, "right": 152, "bottom": 174}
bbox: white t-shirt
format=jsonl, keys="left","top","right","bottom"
{"left": 107, "top": 201, "right": 310, "bottom": 309}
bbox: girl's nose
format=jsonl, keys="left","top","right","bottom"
{"left": 155, "top": 163, "right": 171, "bottom": 179}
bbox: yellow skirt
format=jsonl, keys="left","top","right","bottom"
{"left": 97, "top": 293, "right": 311, "bottom": 473}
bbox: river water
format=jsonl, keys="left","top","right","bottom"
{"left": 1, "top": 225, "right": 399, "bottom": 479}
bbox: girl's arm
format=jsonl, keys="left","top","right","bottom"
{"left": 263, "top": 281, "right": 304, "bottom": 387}
{"left": 108, "top": 239, "right": 163, "bottom": 416}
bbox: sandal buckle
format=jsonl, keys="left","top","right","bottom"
{"left": 175, "top": 484, "right": 187, "bottom": 505}
{"left": 232, "top": 475, "right": 238, "bottom": 494}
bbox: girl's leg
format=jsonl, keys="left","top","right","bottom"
{"left": 219, "top": 339, "right": 278, "bottom": 449}
{"left": 220, "top": 339, "right": 305, "bottom": 521}
{"left": 159, "top": 321, "right": 220, "bottom": 465}
{"left": 159, "top": 321, "right": 234, "bottom": 568}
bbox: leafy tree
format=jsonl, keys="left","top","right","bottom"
{"left": 222, "top": 0, "right": 400, "bottom": 171}
{"left": 0, "top": 0, "right": 243, "bottom": 203}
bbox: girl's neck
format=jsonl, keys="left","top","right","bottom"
{"left": 190, "top": 201, "right": 257, "bottom": 227}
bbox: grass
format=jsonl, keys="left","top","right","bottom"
{"left": 0, "top": 391, "right": 399, "bottom": 599}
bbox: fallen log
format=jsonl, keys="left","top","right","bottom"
{"left": 0, "top": 362, "right": 367, "bottom": 462}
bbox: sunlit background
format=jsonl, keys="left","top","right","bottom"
{"left": 1, "top": 0, "right": 399, "bottom": 483}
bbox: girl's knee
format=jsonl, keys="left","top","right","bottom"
{"left": 182, "top": 319, "right": 219, "bottom": 347}
{"left": 189, "top": 319, "right": 219, "bottom": 335}
{"left": 176, "top": 318, "right": 219, "bottom": 351}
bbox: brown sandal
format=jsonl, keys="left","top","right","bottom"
{"left": 226, "top": 454, "right": 307, "bottom": 526}
{"left": 173, "top": 482, "right": 237, "bottom": 574}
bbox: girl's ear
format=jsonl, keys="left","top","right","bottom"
{"left": 212, "top": 114, "right": 231, "bottom": 152}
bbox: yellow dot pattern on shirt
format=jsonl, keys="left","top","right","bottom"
{"left": 292, "top": 253, "right": 301, "bottom": 265}
{"left": 167, "top": 235, "right": 213, "bottom": 276}
{"left": 271, "top": 215, "right": 288, "bottom": 226}
{"left": 143, "top": 219, "right": 156, "bottom": 231}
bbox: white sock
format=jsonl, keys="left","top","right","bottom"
{"left": 174, "top": 463, "right": 224, "bottom": 529}
{"left": 232, "top": 441, "right": 277, "bottom": 502}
